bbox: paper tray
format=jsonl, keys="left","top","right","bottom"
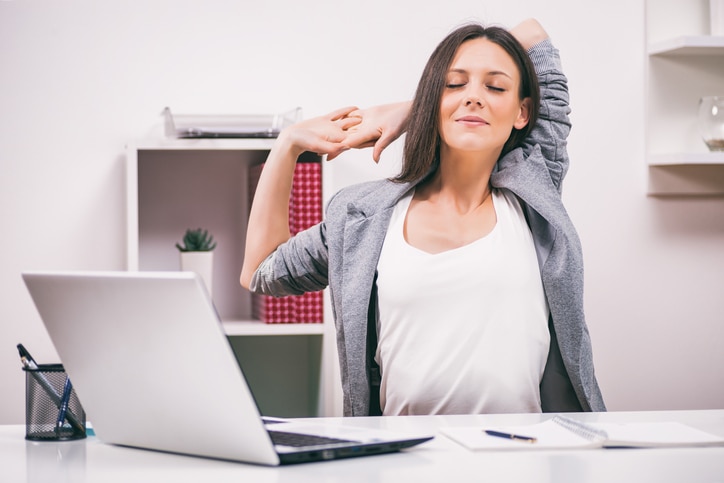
{"left": 163, "top": 107, "right": 301, "bottom": 139}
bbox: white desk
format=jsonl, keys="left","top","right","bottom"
{"left": 2, "top": 410, "right": 723, "bottom": 482}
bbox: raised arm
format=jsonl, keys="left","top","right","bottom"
{"left": 240, "top": 107, "right": 360, "bottom": 289}
{"left": 514, "top": 19, "right": 572, "bottom": 192}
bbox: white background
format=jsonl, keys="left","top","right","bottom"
{"left": 1, "top": 0, "right": 722, "bottom": 424}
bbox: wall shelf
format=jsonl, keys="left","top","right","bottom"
{"left": 648, "top": 152, "right": 724, "bottom": 166}
{"left": 645, "top": 1, "right": 724, "bottom": 195}
{"left": 648, "top": 35, "right": 724, "bottom": 56}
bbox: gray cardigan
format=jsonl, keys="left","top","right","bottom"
{"left": 251, "top": 39, "right": 606, "bottom": 416}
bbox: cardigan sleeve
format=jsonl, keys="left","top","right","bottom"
{"left": 522, "top": 38, "right": 571, "bottom": 194}
{"left": 249, "top": 221, "right": 329, "bottom": 297}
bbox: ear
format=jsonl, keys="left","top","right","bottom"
{"left": 513, "top": 97, "right": 532, "bottom": 130}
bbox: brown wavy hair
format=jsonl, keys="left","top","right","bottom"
{"left": 394, "top": 23, "right": 540, "bottom": 183}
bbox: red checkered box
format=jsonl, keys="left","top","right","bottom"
{"left": 248, "top": 160, "right": 323, "bottom": 323}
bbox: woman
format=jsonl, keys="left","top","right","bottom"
{"left": 241, "top": 19, "right": 605, "bottom": 416}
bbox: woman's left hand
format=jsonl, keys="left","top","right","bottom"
{"left": 331, "top": 101, "right": 411, "bottom": 161}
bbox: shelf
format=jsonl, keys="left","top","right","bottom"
{"left": 648, "top": 152, "right": 724, "bottom": 166}
{"left": 648, "top": 35, "right": 724, "bottom": 56}
{"left": 132, "top": 137, "right": 277, "bottom": 151}
{"left": 222, "top": 320, "right": 324, "bottom": 336}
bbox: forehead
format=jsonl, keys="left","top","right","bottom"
{"left": 448, "top": 37, "right": 518, "bottom": 75}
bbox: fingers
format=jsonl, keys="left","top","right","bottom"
{"left": 328, "top": 105, "right": 359, "bottom": 121}
{"left": 286, "top": 107, "right": 360, "bottom": 158}
{"left": 321, "top": 106, "right": 362, "bottom": 144}
{"left": 318, "top": 143, "right": 348, "bottom": 159}
{"left": 343, "top": 128, "right": 379, "bottom": 150}
{"left": 338, "top": 115, "right": 362, "bottom": 131}
{"left": 371, "top": 129, "right": 399, "bottom": 162}
{"left": 325, "top": 120, "right": 360, "bottom": 144}
{"left": 314, "top": 105, "right": 385, "bottom": 161}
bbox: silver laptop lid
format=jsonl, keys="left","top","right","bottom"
{"left": 22, "top": 271, "right": 279, "bottom": 465}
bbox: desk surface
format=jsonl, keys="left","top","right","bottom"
{"left": 2, "top": 410, "right": 723, "bottom": 482}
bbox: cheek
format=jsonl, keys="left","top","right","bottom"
{"left": 438, "top": 95, "right": 458, "bottom": 133}
{"left": 439, "top": 93, "right": 459, "bottom": 116}
{"left": 490, "top": 97, "right": 524, "bottom": 123}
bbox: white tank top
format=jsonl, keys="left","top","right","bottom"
{"left": 375, "top": 188, "right": 550, "bottom": 415}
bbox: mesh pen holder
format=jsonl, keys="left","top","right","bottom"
{"left": 24, "top": 364, "right": 86, "bottom": 441}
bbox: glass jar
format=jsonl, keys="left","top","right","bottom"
{"left": 698, "top": 96, "right": 724, "bottom": 151}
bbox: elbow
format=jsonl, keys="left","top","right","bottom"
{"left": 241, "top": 249, "right": 275, "bottom": 291}
{"left": 239, "top": 275, "right": 250, "bottom": 291}
{"left": 239, "top": 265, "right": 253, "bottom": 290}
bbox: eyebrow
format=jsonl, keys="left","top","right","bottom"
{"left": 447, "top": 68, "right": 513, "bottom": 80}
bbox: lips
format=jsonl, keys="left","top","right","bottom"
{"left": 456, "top": 115, "right": 488, "bottom": 125}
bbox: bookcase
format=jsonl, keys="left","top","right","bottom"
{"left": 646, "top": 0, "right": 724, "bottom": 195}
{"left": 126, "top": 138, "right": 338, "bottom": 417}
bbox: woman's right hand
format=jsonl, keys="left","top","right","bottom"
{"left": 278, "top": 106, "right": 362, "bottom": 160}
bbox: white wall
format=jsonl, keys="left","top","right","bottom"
{"left": 1, "top": 0, "right": 722, "bottom": 424}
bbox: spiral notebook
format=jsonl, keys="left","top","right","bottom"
{"left": 441, "top": 416, "right": 724, "bottom": 451}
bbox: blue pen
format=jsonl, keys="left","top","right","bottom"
{"left": 484, "top": 429, "right": 537, "bottom": 443}
{"left": 56, "top": 376, "right": 73, "bottom": 432}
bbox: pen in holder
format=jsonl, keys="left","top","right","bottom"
{"left": 23, "top": 363, "right": 86, "bottom": 441}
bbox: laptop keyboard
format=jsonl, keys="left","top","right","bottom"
{"left": 268, "top": 430, "right": 355, "bottom": 448}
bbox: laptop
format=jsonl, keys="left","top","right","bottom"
{"left": 21, "top": 271, "right": 433, "bottom": 465}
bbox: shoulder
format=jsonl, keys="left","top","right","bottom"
{"left": 331, "top": 179, "right": 391, "bottom": 202}
{"left": 326, "top": 178, "right": 412, "bottom": 215}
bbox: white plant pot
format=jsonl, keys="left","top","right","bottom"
{"left": 180, "top": 251, "right": 214, "bottom": 298}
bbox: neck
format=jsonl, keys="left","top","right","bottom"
{"left": 419, "top": 149, "right": 496, "bottom": 212}
{"left": 417, "top": 158, "right": 494, "bottom": 214}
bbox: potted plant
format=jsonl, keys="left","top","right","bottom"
{"left": 176, "top": 228, "right": 217, "bottom": 297}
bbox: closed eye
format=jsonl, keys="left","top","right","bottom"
{"left": 487, "top": 85, "right": 506, "bottom": 92}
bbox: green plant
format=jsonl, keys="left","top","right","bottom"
{"left": 175, "top": 228, "right": 217, "bottom": 252}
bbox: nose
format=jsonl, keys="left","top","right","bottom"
{"left": 465, "top": 94, "right": 483, "bottom": 107}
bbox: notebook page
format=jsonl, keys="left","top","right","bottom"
{"left": 440, "top": 419, "right": 604, "bottom": 451}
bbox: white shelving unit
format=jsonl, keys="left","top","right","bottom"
{"left": 223, "top": 319, "right": 325, "bottom": 336}
{"left": 646, "top": 0, "right": 724, "bottom": 195}
{"left": 126, "top": 137, "right": 335, "bottom": 417}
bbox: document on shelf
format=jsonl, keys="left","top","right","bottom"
{"left": 440, "top": 416, "right": 724, "bottom": 451}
